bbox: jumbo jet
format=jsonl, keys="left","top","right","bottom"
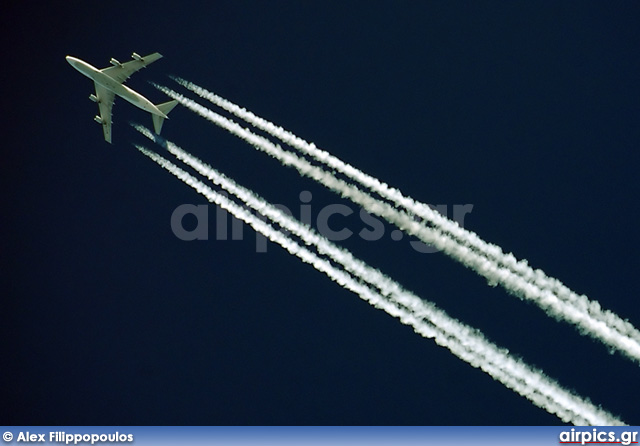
{"left": 66, "top": 52, "right": 178, "bottom": 143}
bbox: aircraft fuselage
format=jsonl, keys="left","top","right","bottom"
{"left": 65, "top": 56, "right": 167, "bottom": 118}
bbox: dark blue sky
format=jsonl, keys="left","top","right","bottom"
{"left": 2, "top": 2, "right": 639, "bottom": 425}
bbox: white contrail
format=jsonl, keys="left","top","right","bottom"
{"left": 150, "top": 86, "right": 640, "bottom": 363}
{"left": 133, "top": 140, "right": 624, "bottom": 425}
{"left": 172, "top": 77, "right": 640, "bottom": 351}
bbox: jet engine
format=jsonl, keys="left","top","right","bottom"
{"left": 131, "top": 52, "right": 143, "bottom": 61}
{"left": 110, "top": 58, "right": 123, "bottom": 67}
{"left": 89, "top": 94, "right": 99, "bottom": 103}
{"left": 94, "top": 115, "right": 103, "bottom": 124}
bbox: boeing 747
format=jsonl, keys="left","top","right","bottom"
{"left": 66, "top": 52, "right": 177, "bottom": 143}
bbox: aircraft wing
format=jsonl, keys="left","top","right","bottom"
{"left": 99, "top": 52, "right": 163, "bottom": 84}
{"left": 94, "top": 83, "right": 114, "bottom": 143}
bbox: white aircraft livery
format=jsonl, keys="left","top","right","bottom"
{"left": 66, "top": 52, "right": 178, "bottom": 143}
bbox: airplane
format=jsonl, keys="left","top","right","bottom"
{"left": 66, "top": 52, "right": 178, "bottom": 143}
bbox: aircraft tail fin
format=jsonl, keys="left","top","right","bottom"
{"left": 152, "top": 100, "right": 179, "bottom": 134}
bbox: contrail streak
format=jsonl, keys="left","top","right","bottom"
{"left": 172, "top": 77, "right": 640, "bottom": 354}
{"left": 151, "top": 86, "right": 640, "bottom": 363}
{"left": 132, "top": 133, "right": 624, "bottom": 425}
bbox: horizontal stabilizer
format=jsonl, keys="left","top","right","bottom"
{"left": 152, "top": 100, "right": 178, "bottom": 134}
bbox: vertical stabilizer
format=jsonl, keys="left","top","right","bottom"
{"left": 152, "top": 100, "right": 179, "bottom": 134}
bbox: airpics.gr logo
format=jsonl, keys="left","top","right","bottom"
{"left": 559, "top": 428, "right": 638, "bottom": 445}
{"left": 169, "top": 191, "right": 474, "bottom": 253}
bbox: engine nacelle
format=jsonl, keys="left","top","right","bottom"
{"left": 131, "top": 52, "right": 143, "bottom": 61}
{"left": 94, "top": 115, "right": 103, "bottom": 124}
{"left": 89, "top": 94, "right": 98, "bottom": 103}
{"left": 110, "top": 58, "right": 122, "bottom": 67}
